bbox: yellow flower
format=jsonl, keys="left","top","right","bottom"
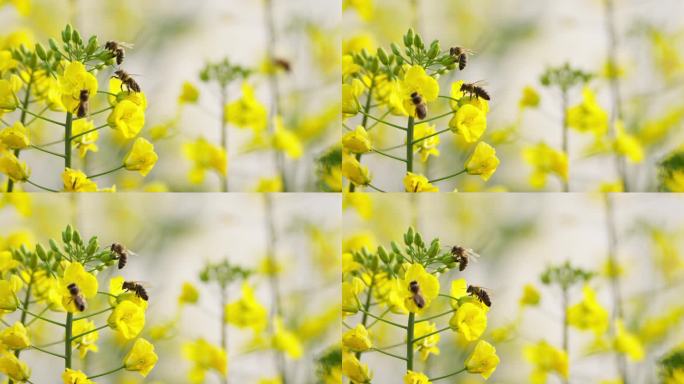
{"left": 225, "top": 283, "right": 267, "bottom": 333}
{"left": 519, "top": 284, "right": 541, "bottom": 307}
{"left": 59, "top": 61, "right": 98, "bottom": 114}
{"left": 0, "top": 250, "right": 19, "bottom": 273}
{"left": 0, "top": 351, "right": 30, "bottom": 382}
{"left": 342, "top": 323, "right": 372, "bottom": 352}
{"left": 567, "top": 285, "right": 609, "bottom": 335}
{"left": 178, "top": 282, "right": 199, "bottom": 305}
{"left": 178, "top": 81, "right": 200, "bottom": 104}
{"left": 342, "top": 193, "right": 372, "bottom": 219}
{"left": 519, "top": 86, "right": 540, "bottom": 109}
{"left": 342, "top": 153, "right": 371, "bottom": 186}
{"left": 272, "top": 116, "right": 302, "bottom": 159}
{"left": 107, "top": 99, "right": 145, "bottom": 139}
{"left": 343, "top": 126, "right": 372, "bottom": 154}
{"left": 0, "top": 77, "right": 21, "bottom": 112}
{"left": 225, "top": 83, "right": 267, "bottom": 131}
{"left": 342, "top": 34, "right": 375, "bottom": 55}
{"left": 183, "top": 338, "right": 227, "bottom": 382}
{"left": 614, "top": 121, "right": 643, "bottom": 163}
{"left": 614, "top": 320, "right": 644, "bottom": 361}
{"left": 450, "top": 302, "right": 487, "bottom": 342}
{"left": 258, "top": 378, "right": 283, "bottom": 384}
{"left": 523, "top": 142, "right": 568, "bottom": 189}
{"left": 342, "top": 279, "right": 364, "bottom": 315}
{"left": 62, "top": 369, "right": 94, "bottom": 384}
{"left": 402, "top": 263, "right": 439, "bottom": 313}
{"left": 124, "top": 338, "right": 158, "bottom": 377}
{"left": 342, "top": 80, "right": 364, "bottom": 117}
{"left": 413, "top": 123, "right": 440, "bottom": 162}
{"left": 342, "top": 54, "right": 361, "bottom": 79}
{"left": 450, "top": 279, "right": 468, "bottom": 308}
{"left": 123, "top": 137, "right": 158, "bottom": 176}
{"left": 107, "top": 300, "right": 146, "bottom": 340}
{"left": 465, "top": 142, "right": 499, "bottom": 181}
{"left": 413, "top": 322, "right": 440, "bottom": 360}
{"left": 0, "top": 122, "right": 29, "bottom": 149}
{"left": 343, "top": 0, "right": 373, "bottom": 21}
{"left": 71, "top": 119, "right": 99, "bottom": 157}
{"left": 0, "top": 152, "right": 29, "bottom": 182}
{"left": 273, "top": 317, "right": 303, "bottom": 359}
{"left": 342, "top": 352, "right": 372, "bottom": 383}
{"left": 524, "top": 341, "right": 568, "bottom": 383}
{"left": 401, "top": 65, "right": 439, "bottom": 118}
{"left": 183, "top": 137, "right": 227, "bottom": 184}
{"left": 33, "top": 70, "right": 65, "bottom": 112}
{"left": 0, "top": 322, "right": 29, "bottom": 350}
{"left": 404, "top": 172, "right": 438, "bottom": 192}
{"left": 404, "top": 370, "right": 431, "bottom": 384}
{"left": 449, "top": 104, "right": 487, "bottom": 143}
{"left": 254, "top": 176, "right": 283, "bottom": 192}
{"left": 71, "top": 319, "right": 99, "bottom": 358}
{"left": 61, "top": 262, "right": 98, "bottom": 312}
{"left": 108, "top": 78, "right": 148, "bottom": 109}
{"left": 567, "top": 87, "right": 608, "bottom": 135}
{"left": 465, "top": 340, "right": 499, "bottom": 379}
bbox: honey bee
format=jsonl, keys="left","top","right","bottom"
{"left": 451, "top": 246, "right": 480, "bottom": 271}
{"left": 111, "top": 243, "right": 135, "bottom": 270}
{"left": 273, "top": 58, "right": 292, "bottom": 72}
{"left": 409, "top": 280, "right": 426, "bottom": 309}
{"left": 67, "top": 283, "right": 87, "bottom": 312}
{"left": 449, "top": 46, "right": 474, "bottom": 71}
{"left": 113, "top": 70, "right": 141, "bottom": 93}
{"left": 122, "top": 281, "right": 149, "bottom": 301}
{"left": 105, "top": 41, "right": 133, "bottom": 66}
{"left": 467, "top": 285, "right": 492, "bottom": 307}
{"left": 460, "top": 82, "right": 490, "bottom": 101}
{"left": 410, "top": 92, "right": 428, "bottom": 120}
{"left": 76, "top": 89, "right": 89, "bottom": 118}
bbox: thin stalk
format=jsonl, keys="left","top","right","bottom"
{"left": 355, "top": 273, "right": 375, "bottom": 359}
{"left": 561, "top": 287, "right": 569, "bottom": 384}
{"left": 87, "top": 164, "right": 125, "bottom": 179}
{"left": 30, "top": 145, "right": 66, "bottom": 158}
{"left": 65, "top": 312, "right": 73, "bottom": 369}
{"left": 70, "top": 324, "right": 108, "bottom": 341}
{"left": 73, "top": 306, "right": 114, "bottom": 321}
{"left": 411, "top": 127, "right": 451, "bottom": 145}
{"left": 372, "top": 149, "right": 406, "bottom": 163}
{"left": 356, "top": 308, "right": 407, "bottom": 329}
{"left": 603, "top": 0, "right": 628, "bottom": 191}
{"left": 367, "top": 183, "right": 386, "bottom": 193}
{"left": 429, "top": 169, "right": 467, "bottom": 184}
{"left": 30, "top": 345, "right": 66, "bottom": 360}
{"left": 220, "top": 86, "right": 229, "bottom": 192}
{"left": 406, "top": 117, "right": 415, "bottom": 173}
{"left": 87, "top": 365, "right": 125, "bottom": 380}
{"left": 561, "top": 90, "right": 569, "bottom": 192}
{"left": 350, "top": 80, "right": 375, "bottom": 193}
{"left": 430, "top": 367, "right": 467, "bottom": 382}
{"left": 416, "top": 309, "right": 457, "bottom": 323}
{"left": 406, "top": 313, "right": 415, "bottom": 371}
{"left": 605, "top": 194, "right": 628, "bottom": 383}
{"left": 7, "top": 74, "right": 33, "bottom": 192}
{"left": 370, "top": 347, "right": 407, "bottom": 361}
{"left": 220, "top": 287, "right": 228, "bottom": 384}
{"left": 9, "top": 277, "right": 33, "bottom": 384}
{"left": 64, "top": 113, "right": 73, "bottom": 169}
{"left": 411, "top": 326, "right": 451, "bottom": 344}
{"left": 26, "top": 179, "right": 59, "bottom": 192}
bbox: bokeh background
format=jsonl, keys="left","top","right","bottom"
{"left": 0, "top": 193, "right": 341, "bottom": 383}
{"left": 343, "top": 0, "right": 684, "bottom": 192}
{"left": 343, "top": 193, "right": 684, "bottom": 382}
{"left": 0, "top": 0, "right": 340, "bottom": 191}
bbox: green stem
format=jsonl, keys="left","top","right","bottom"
{"left": 357, "top": 308, "right": 406, "bottom": 329}
{"left": 350, "top": 79, "right": 375, "bottom": 193}
{"left": 411, "top": 326, "right": 451, "bottom": 344}
{"left": 561, "top": 90, "right": 569, "bottom": 192}
{"left": 419, "top": 109, "right": 456, "bottom": 124}
{"left": 64, "top": 112, "right": 73, "bottom": 169}
{"left": 87, "top": 365, "right": 125, "bottom": 379}
{"left": 7, "top": 75, "right": 33, "bottom": 193}
{"left": 73, "top": 306, "right": 114, "bottom": 320}
{"left": 20, "top": 308, "right": 65, "bottom": 327}
{"left": 406, "top": 117, "right": 415, "bottom": 173}
{"left": 355, "top": 274, "right": 375, "bottom": 359}
{"left": 87, "top": 164, "right": 125, "bottom": 179}
{"left": 429, "top": 169, "right": 467, "bottom": 184}
{"left": 26, "top": 179, "right": 59, "bottom": 192}
{"left": 370, "top": 347, "right": 407, "bottom": 361}
{"left": 357, "top": 111, "right": 407, "bottom": 131}
{"left": 430, "top": 367, "right": 467, "bottom": 382}
{"left": 219, "top": 85, "right": 229, "bottom": 192}
{"left": 30, "top": 145, "right": 66, "bottom": 158}
{"left": 69, "top": 123, "right": 108, "bottom": 142}
{"left": 372, "top": 149, "right": 407, "bottom": 162}
{"left": 70, "top": 324, "right": 108, "bottom": 341}
{"left": 65, "top": 312, "right": 73, "bottom": 369}
{"left": 406, "top": 312, "right": 415, "bottom": 371}
{"left": 367, "top": 183, "right": 386, "bottom": 193}
{"left": 367, "top": 308, "right": 390, "bottom": 329}
{"left": 411, "top": 127, "right": 451, "bottom": 145}
{"left": 30, "top": 345, "right": 66, "bottom": 360}
{"left": 14, "top": 106, "right": 65, "bottom": 126}
{"left": 416, "top": 309, "right": 457, "bottom": 323}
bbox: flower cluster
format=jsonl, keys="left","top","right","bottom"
{"left": 0, "top": 225, "right": 157, "bottom": 382}
{"left": 0, "top": 24, "right": 158, "bottom": 192}
{"left": 342, "top": 227, "right": 500, "bottom": 382}
{"left": 342, "top": 28, "right": 500, "bottom": 192}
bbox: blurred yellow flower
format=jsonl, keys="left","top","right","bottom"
{"left": 343, "top": 193, "right": 372, "bottom": 219}
{"left": 465, "top": 142, "right": 499, "bottom": 181}
{"left": 59, "top": 61, "right": 98, "bottom": 114}
{"left": 342, "top": 153, "right": 371, "bottom": 186}
{"left": 342, "top": 34, "right": 375, "bottom": 55}
{"left": 342, "top": 323, "right": 372, "bottom": 352}
{"left": 343, "top": 126, "right": 372, "bottom": 154}
{"left": 107, "top": 300, "right": 145, "bottom": 340}
{"left": 124, "top": 338, "right": 158, "bottom": 377}
{"left": 450, "top": 302, "right": 487, "bottom": 342}
{"left": 0, "top": 321, "right": 29, "bottom": 350}
{"left": 0, "top": 122, "right": 29, "bottom": 149}
{"left": 567, "top": 87, "right": 608, "bottom": 135}
{"left": 413, "top": 123, "right": 440, "bottom": 162}
{"left": 62, "top": 368, "right": 94, "bottom": 384}
{"left": 225, "top": 283, "right": 267, "bottom": 333}
{"left": 0, "top": 351, "right": 30, "bottom": 381}
{"left": 402, "top": 263, "right": 439, "bottom": 313}
{"left": 183, "top": 137, "right": 227, "bottom": 184}
{"left": 124, "top": 137, "right": 158, "bottom": 176}
{"left": 342, "top": 279, "right": 364, "bottom": 316}
{"left": 0, "top": 279, "right": 19, "bottom": 311}
{"left": 524, "top": 341, "right": 568, "bottom": 383}
{"left": 614, "top": 320, "right": 644, "bottom": 361}
{"left": 404, "top": 172, "right": 438, "bottom": 192}
{"left": 519, "top": 86, "right": 540, "bottom": 109}
{"left": 71, "top": 119, "right": 99, "bottom": 157}
{"left": 178, "top": 81, "right": 200, "bottom": 104}
{"left": 0, "top": 77, "right": 20, "bottom": 112}
{"left": 273, "top": 317, "right": 303, "bottom": 359}
{"left": 613, "top": 121, "right": 643, "bottom": 163}
{"left": 519, "top": 284, "right": 541, "bottom": 307}
{"left": 0, "top": 152, "right": 30, "bottom": 182}
{"left": 272, "top": 116, "right": 303, "bottom": 159}
{"left": 465, "top": 340, "right": 499, "bottom": 379}
{"left": 254, "top": 176, "right": 283, "bottom": 192}
{"left": 342, "top": 352, "right": 372, "bottom": 383}
{"left": 343, "top": 0, "right": 373, "bottom": 21}
{"left": 225, "top": 83, "right": 267, "bottom": 131}
{"left": 404, "top": 370, "right": 431, "bottom": 384}
{"left": 523, "top": 142, "right": 568, "bottom": 189}
{"left": 342, "top": 80, "right": 364, "bottom": 118}
{"left": 449, "top": 104, "right": 486, "bottom": 143}
{"left": 567, "top": 285, "right": 609, "bottom": 335}
{"left": 414, "top": 322, "right": 440, "bottom": 360}
{"left": 178, "top": 282, "right": 199, "bottom": 305}
{"left": 71, "top": 319, "right": 99, "bottom": 358}
{"left": 183, "top": 338, "right": 227, "bottom": 382}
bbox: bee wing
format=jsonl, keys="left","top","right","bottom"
{"left": 472, "top": 80, "right": 489, "bottom": 86}
{"left": 118, "top": 42, "right": 135, "bottom": 49}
